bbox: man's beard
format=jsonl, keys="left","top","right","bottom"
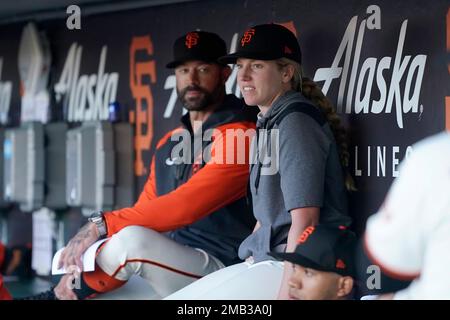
{"left": 177, "top": 84, "right": 222, "bottom": 111}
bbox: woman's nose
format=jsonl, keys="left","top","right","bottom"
{"left": 238, "top": 65, "right": 251, "bottom": 82}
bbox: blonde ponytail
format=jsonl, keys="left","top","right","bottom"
{"left": 277, "top": 58, "right": 356, "bottom": 191}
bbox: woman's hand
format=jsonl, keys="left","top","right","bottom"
{"left": 277, "top": 207, "right": 319, "bottom": 300}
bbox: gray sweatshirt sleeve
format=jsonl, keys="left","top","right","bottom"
{"left": 278, "top": 112, "right": 331, "bottom": 211}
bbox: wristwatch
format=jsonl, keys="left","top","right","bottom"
{"left": 88, "top": 211, "right": 107, "bottom": 238}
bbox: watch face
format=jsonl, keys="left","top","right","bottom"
{"left": 91, "top": 211, "right": 102, "bottom": 219}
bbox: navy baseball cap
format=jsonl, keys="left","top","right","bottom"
{"left": 166, "top": 31, "right": 227, "bottom": 68}
{"left": 218, "top": 23, "right": 302, "bottom": 65}
{"left": 269, "top": 225, "right": 357, "bottom": 277}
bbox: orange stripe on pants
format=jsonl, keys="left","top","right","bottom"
{"left": 82, "top": 263, "right": 126, "bottom": 293}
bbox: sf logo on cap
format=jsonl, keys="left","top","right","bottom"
{"left": 297, "top": 226, "right": 315, "bottom": 244}
{"left": 241, "top": 29, "right": 255, "bottom": 47}
{"left": 185, "top": 32, "right": 199, "bottom": 49}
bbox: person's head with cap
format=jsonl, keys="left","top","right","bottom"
{"left": 219, "top": 23, "right": 356, "bottom": 191}
{"left": 167, "top": 30, "right": 231, "bottom": 113}
{"left": 218, "top": 23, "right": 302, "bottom": 114}
{"left": 270, "top": 225, "right": 357, "bottom": 300}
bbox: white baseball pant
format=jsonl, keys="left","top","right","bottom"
{"left": 165, "top": 260, "right": 284, "bottom": 299}
{"left": 88, "top": 225, "right": 225, "bottom": 298}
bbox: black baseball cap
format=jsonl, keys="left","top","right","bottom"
{"left": 269, "top": 225, "right": 357, "bottom": 277}
{"left": 166, "top": 31, "right": 227, "bottom": 68}
{"left": 218, "top": 23, "right": 302, "bottom": 65}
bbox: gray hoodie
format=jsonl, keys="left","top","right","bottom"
{"left": 239, "top": 90, "right": 352, "bottom": 263}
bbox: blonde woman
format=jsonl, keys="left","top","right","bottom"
{"left": 166, "top": 23, "right": 353, "bottom": 300}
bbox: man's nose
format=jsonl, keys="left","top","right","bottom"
{"left": 288, "top": 276, "right": 303, "bottom": 289}
{"left": 186, "top": 70, "right": 199, "bottom": 85}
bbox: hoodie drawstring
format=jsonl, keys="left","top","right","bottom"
{"left": 254, "top": 116, "right": 268, "bottom": 195}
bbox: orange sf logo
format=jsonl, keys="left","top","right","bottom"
{"left": 336, "top": 259, "right": 346, "bottom": 269}
{"left": 185, "top": 32, "right": 199, "bottom": 49}
{"left": 297, "top": 226, "right": 315, "bottom": 244}
{"left": 129, "top": 36, "right": 156, "bottom": 176}
{"left": 241, "top": 29, "right": 255, "bottom": 47}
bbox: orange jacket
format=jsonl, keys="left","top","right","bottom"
{"left": 104, "top": 120, "right": 255, "bottom": 235}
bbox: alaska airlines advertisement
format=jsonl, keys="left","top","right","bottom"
{"left": 0, "top": 0, "right": 448, "bottom": 232}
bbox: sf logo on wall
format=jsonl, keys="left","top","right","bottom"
{"left": 129, "top": 36, "right": 156, "bottom": 176}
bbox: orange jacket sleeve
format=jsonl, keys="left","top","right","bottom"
{"left": 104, "top": 122, "right": 255, "bottom": 236}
